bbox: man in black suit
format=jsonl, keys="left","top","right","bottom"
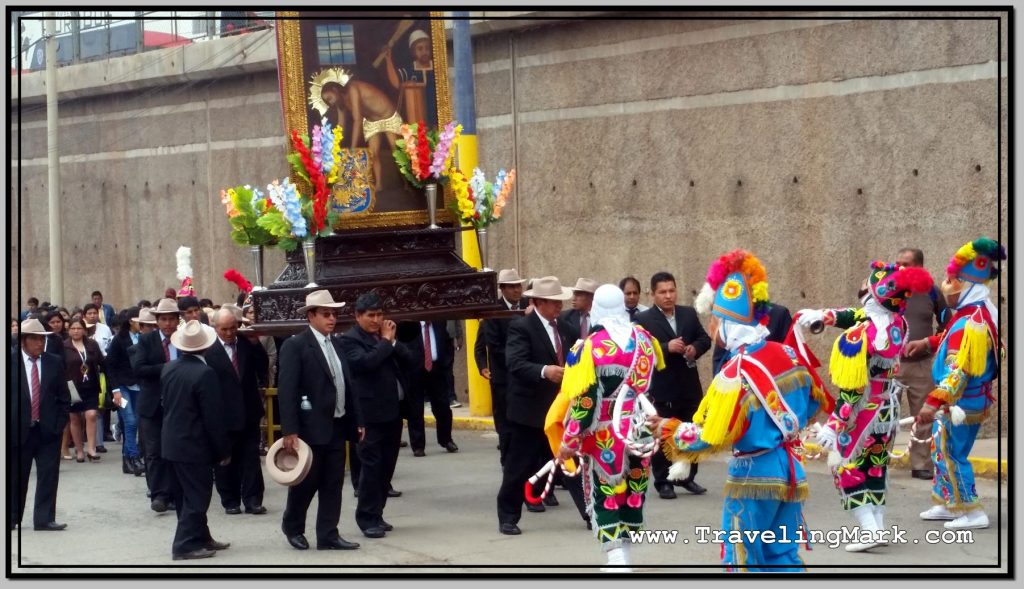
{"left": 205, "top": 308, "right": 269, "bottom": 515}
{"left": 711, "top": 303, "right": 793, "bottom": 374}
{"left": 11, "top": 319, "right": 70, "bottom": 531}
{"left": 161, "top": 320, "right": 232, "bottom": 560}
{"left": 497, "top": 276, "right": 590, "bottom": 535}
{"left": 636, "top": 271, "right": 712, "bottom": 499}
{"left": 474, "top": 269, "right": 528, "bottom": 465}
{"left": 278, "top": 290, "right": 362, "bottom": 551}
{"left": 404, "top": 320, "right": 458, "bottom": 456}
{"left": 342, "top": 293, "right": 416, "bottom": 539}
{"left": 130, "top": 298, "right": 182, "bottom": 512}
{"left": 557, "top": 277, "right": 599, "bottom": 346}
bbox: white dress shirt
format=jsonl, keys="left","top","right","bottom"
{"left": 160, "top": 333, "right": 179, "bottom": 361}
{"left": 309, "top": 327, "right": 346, "bottom": 418}
{"left": 537, "top": 312, "right": 561, "bottom": 378}
{"left": 21, "top": 350, "right": 42, "bottom": 406}
{"left": 659, "top": 305, "right": 677, "bottom": 335}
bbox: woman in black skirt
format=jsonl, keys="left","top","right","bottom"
{"left": 64, "top": 317, "right": 105, "bottom": 462}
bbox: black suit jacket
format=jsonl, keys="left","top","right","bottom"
{"left": 10, "top": 350, "right": 70, "bottom": 445}
{"left": 403, "top": 320, "right": 455, "bottom": 373}
{"left": 557, "top": 308, "right": 590, "bottom": 347}
{"left": 505, "top": 312, "right": 569, "bottom": 429}
{"left": 160, "top": 355, "right": 230, "bottom": 464}
{"left": 340, "top": 326, "right": 416, "bottom": 425}
{"left": 106, "top": 331, "right": 137, "bottom": 394}
{"left": 130, "top": 330, "right": 172, "bottom": 418}
{"left": 278, "top": 328, "right": 362, "bottom": 445}
{"left": 636, "top": 305, "right": 712, "bottom": 405}
{"left": 474, "top": 299, "right": 527, "bottom": 386}
{"left": 711, "top": 304, "right": 793, "bottom": 373}
{"left": 203, "top": 337, "right": 269, "bottom": 432}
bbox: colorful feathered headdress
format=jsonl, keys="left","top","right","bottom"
{"left": 175, "top": 246, "right": 195, "bottom": 298}
{"left": 866, "top": 261, "right": 934, "bottom": 313}
{"left": 946, "top": 237, "right": 1006, "bottom": 285}
{"left": 223, "top": 269, "right": 253, "bottom": 294}
{"left": 694, "top": 249, "right": 769, "bottom": 326}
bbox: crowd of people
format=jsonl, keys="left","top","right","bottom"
{"left": 10, "top": 239, "right": 1003, "bottom": 570}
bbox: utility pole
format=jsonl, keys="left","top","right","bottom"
{"left": 45, "top": 12, "right": 63, "bottom": 305}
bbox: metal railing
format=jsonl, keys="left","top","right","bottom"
{"left": 11, "top": 11, "right": 275, "bottom": 73}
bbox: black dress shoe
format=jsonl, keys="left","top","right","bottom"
{"left": 400, "top": 440, "right": 409, "bottom": 448}
{"left": 412, "top": 449, "right": 426, "bottom": 457}
{"left": 525, "top": 502, "right": 546, "bottom": 513}
{"left": 679, "top": 480, "right": 707, "bottom": 495}
{"left": 224, "top": 506, "right": 242, "bottom": 515}
{"left": 96, "top": 445, "right": 108, "bottom": 453}
{"left": 542, "top": 493, "right": 559, "bottom": 507}
{"left": 317, "top": 536, "right": 360, "bottom": 550}
{"left": 286, "top": 534, "right": 309, "bottom": 550}
{"left": 122, "top": 456, "right": 133, "bottom": 474}
{"left": 911, "top": 470, "right": 934, "bottom": 480}
{"left": 362, "top": 526, "right": 386, "bottom": 538}
{"left": 205, "top": 539, "right": 230, "bottom": 551}
{"left": 387, "top": 487, "right": 403, "bottom": 498}
{"left": 33, "top": 522, "right": 67, "bottom": 531}
{"left": 444, "top": 441, "right": 459, "bottom": 453}
{"left": 245, "top": 505, "right": 268, "bottom": 515}
{"left": 151, "top": 498, "right": 169, "bottom": 513}
{"left": 173, "top": 548, "right": 216, "bottom": 560}
{"left": 499, "top": 523, "right": 522, "bottom": 535}
{"left": 353, "top": 488, "right": 359, "bottom": 498}
{"left": 657, "top": 485, "right": 677, "bottom": 500}
{"left": 379, "top": 520, "right": 394, "bottom": 532}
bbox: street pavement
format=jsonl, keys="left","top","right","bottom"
{"left": 9, "top": 427, "right": 1008, "bottom": 574}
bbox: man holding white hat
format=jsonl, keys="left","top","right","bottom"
{"left": 496, "top": 276, "right": 575, "bottom": 535}
{"left": 160, "top": 320, "right": 232, "bottom": 560}
{"left": 474, "top": 269, "right": 529, "bottom": 465}
{"left": 11, "top": 318, "right": 71, "bottom": 531}
{"left": 278, "top": 290, "right": 363, "bottom": 551}
{"left": 130, "top": 298, "right": 182, "bottom": 512}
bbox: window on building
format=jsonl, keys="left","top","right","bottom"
{"left": 316, "top": 23, "right": 355, "bottom": 65}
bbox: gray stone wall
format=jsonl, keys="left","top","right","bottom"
{"left": 10, "top": 15, "right": 1008, "bottom": 434}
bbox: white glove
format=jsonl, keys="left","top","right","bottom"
{"left": 815, "top": 425, "right": 838, "bottom": 451}
{"left": 796, "top": 309, "right": 825, "bottom": 330}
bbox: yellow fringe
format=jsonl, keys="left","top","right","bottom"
{"left": 956, "top": 315, "right": 990, "bottom": 377}
{"left": 695, "top": 373, "right": 744, "bottom": 446}
{"left": 829, "top": 329, "right": 868, "bottom": 390}
{"left": 928, "top": 387, "right": 953, "bottom": 405}
{"left": 561, "top": 338, "right": 596, "bottom": 399}
{"left": 725, "top": 481, "right": 809, "bottom": 502}
{"left": 652, "top": 337, "right": 666, "bottom": 371}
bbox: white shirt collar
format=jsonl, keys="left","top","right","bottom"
{"left": 309, "top": 326, "right": 332, "bottom": 345}
{"left": 21, "top": 349, "right": 40, "bottom": 365}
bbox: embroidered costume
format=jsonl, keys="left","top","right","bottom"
{"left": 549, "top": 285, "right": 665, "bottom": 571}
{"left": 918, "top": 238, "right": 1005, "bottom": 531}
{"left": 800, "top": 261, "right": 933, "bottom": 552}
{"left": 662, "top": 250, "right": 829, "bottom": 571}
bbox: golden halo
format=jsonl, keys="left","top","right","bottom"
{"left": 307, "top": 67, "right": 352, "bottom": 117}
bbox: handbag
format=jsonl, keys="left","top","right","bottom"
{"left": 99, "top": 373, "right": 116, "bottom": 411}
{"left": 66, "top": 380, "right": 83, "bottom": 405}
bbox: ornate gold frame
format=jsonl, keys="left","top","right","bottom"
{"left": 276, "top": 12, "right": 454, "bottom": 230}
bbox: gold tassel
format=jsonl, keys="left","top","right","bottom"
{"left": 652, "top": 337, "right": 666, "bottom": 371}
{"left": 725, "top": 482, "right": 809, "bottom": 502}
{"left": 829, "top": 327, "right": 868, "bottom": 390}
{"left": 561, "top": 338, "right": 596, "bottom": 399}
{"left": 956, "top": 313, "right": 990, "bottom": 377}
{"left": 696, "top": 372, "right": 744, "bottom": 446}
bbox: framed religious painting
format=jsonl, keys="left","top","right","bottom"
{"left": 276, "top": 11, "right": 453, "bottom": 229}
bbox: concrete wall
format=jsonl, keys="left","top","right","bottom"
{"left": 11, "top": 14, "right": 1008, "bottom": 434}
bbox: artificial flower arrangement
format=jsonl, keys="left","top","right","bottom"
{"left": 220, "top": 122, "right": 347, "bottom": 252}
{"left": 392, "top": 121, "right": 462, "bottom": 189}
{"left": 449, "top": 167, "right": 516, "bottom": 230}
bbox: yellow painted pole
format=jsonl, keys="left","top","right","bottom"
{"left": 455, "top": 134, "right": 492, "bottom": 417}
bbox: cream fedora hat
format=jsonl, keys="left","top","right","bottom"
{"left": 297, "top": 290, "right": 346, "bottom": 314}
{"left": 150, "top": 298, "right": 182, "bottom": 316}
{"left": 170, "top": 320, "right": 218, "bottom": 353}
{"left": 497, "top": 268, "right": 528, "bottom": 286}
{"left": 20, "top": 318, "right": 52, "bottom": 336}
{"left": 571, "top": 278, "right": 600, "bottom": 294}
{"left": 522, "top": 276, "right": 572, "bottom": 301}
{"left": 266, "top": 437, "right": 313, "bottom": 486}
{"left": 131, "top": 308, "right": 158, "bottom": 325}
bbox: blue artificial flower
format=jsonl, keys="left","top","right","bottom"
{"left": 280, "top": 178, "right": 307, "bottom": 238}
